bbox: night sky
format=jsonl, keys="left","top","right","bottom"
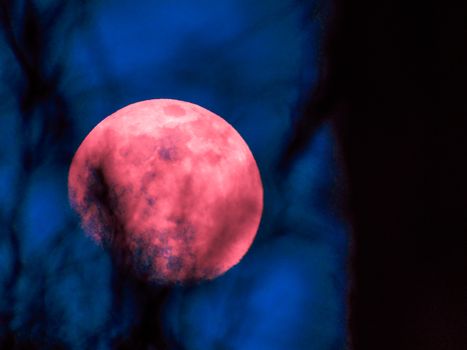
{"left": 0, "top": 0, "right": 348, "bottom": 348}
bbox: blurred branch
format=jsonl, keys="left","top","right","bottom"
{"left": 0, "top": 0, "right": 90, "bottom": 346}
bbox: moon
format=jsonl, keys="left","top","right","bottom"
{"left": 68, "top": 99, "right": 263, "bottom": 283}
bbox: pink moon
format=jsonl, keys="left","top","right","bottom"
{"left": 68, "top": 99, "right": 263, "bottom": 283}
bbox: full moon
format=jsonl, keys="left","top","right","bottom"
{"left": 68, "top": 99, "right": 263, "bottom": 283}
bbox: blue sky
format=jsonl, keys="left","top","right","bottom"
{"left": 0, "top": 0, "right": 347, "bottom": 348}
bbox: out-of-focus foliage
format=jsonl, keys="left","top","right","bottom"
{"left": 0, "top": 0, "right": 347, "bottom": 349}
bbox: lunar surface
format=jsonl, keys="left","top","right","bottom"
{"left": 68, "top": 99, "right": 263, "bottom": 283}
